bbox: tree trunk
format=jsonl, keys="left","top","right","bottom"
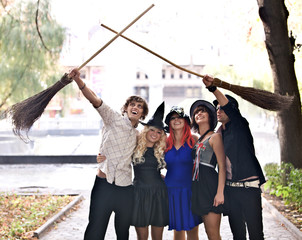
{"left": 257, "top": 0, "right": 302, "bottom": 168}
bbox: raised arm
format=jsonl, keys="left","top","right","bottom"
{"left": 203, "top": 75, "right": 229, "bottom": 107}
{"left": 69, "top": 68, "right": 102, "bottom": 108}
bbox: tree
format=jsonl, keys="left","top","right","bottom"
{"left": 0, "top": 0, "right": 65, "bottom": 111}
{"left": 256, "top": 0, "right": 302, "bottom": 168}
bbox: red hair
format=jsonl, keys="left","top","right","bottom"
{"left": 165, "top": 121, "right": 195, "bottom": 152}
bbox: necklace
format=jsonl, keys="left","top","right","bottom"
{"left": 198, "top": 129, "right": 211, "bottom": 142}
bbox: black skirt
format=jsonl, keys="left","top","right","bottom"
{"left": 132, "top": 182, "right": 169, "bottom": 227}
{"left": 191, "top": 164, "right": 229, "bottom": 216}
{"left": 131, "top": 148, "right": 169, "bottom": 227}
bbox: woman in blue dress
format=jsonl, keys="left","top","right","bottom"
{"left": 164, "top": 106, "right": 202, "bottom": 240}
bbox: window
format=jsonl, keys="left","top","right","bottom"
{"left": 134, "top": 87, "right": 149, "bottom": 102}
{"left": 163, "top": 87, "right": 184, "bottom": 97}
{"left": 185, "top": 87, "right": 202, "bottom": 98}
{"left": 163, "top": 86, "right": 202, "bottom": 98}
{"left": 186, "top": 88, "right": 193, "bottom": 97}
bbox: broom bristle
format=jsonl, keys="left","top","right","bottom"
{"left": 213, "top": 78, "right": 294, "bottom": 111}
{"left": 4, "top": 73, "right": 72, "bottom": 140}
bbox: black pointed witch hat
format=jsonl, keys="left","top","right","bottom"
{"left": 140, "top": 101, "right": 165, "bottom": 130}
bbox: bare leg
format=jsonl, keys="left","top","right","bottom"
{"left": 135, "top": 226, "right": 149, "bottom": 240}
{"left": 173, "top": 230, "right": 185, "bottom": 240}
{"left": 202, "top": 213, "right": 222, "bottom": 240}
{"left": 186, "top": 225, "right": 199, "bottom": 240}
{"left": 151, "top": 226, "right": 164, "bottom": 240}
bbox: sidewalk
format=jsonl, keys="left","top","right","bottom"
{"left": 40, "top": 191, "right": 300, "bottom": 240}
{"left": 0, "top": 164, "right": 300, "bottom": 240}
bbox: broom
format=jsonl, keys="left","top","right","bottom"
{"left": 101, "top": 24, "right": 294, "bottom": 112}
{"left": 4, "top": 4, "right": 154, "bottom": 141}
{"left": 211, "top": 78, "right": 294, "bottom": 111}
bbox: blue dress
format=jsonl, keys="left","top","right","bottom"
{"left": 165, "top": 143, "right": 202, "bottom": 231}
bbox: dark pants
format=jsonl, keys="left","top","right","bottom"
{"left": 84, "top": 176, "right": 134, "bottom": 240}
{"left": 226, "top": 186, "right": 264, "bottom": 240}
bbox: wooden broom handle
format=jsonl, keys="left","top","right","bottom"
{"left": 77, "top": 4, "right": 155, "bottom": 70}
{"left": 101, "top": 24, "right": 206, "bottom": 79}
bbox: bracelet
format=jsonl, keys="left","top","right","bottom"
{"left": 206, "top": 85, "right": 217, "bottom": 92}
{"left": 79, "top": 83, "right": 86, "bottom": 90}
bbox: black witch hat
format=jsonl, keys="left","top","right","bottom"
{"left": 140, "top": 101, "right": 165, "bottom": 130}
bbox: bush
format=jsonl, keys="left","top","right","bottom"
{"left": 264, "top": 162, "right": 302, "bottom": 212}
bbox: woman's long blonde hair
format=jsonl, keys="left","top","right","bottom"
{"left": 132, "top": 126, "right": 167, "bottom": 169}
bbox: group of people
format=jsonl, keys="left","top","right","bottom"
{"left": 69, "top": 68, "right": 266, "bottom": 240}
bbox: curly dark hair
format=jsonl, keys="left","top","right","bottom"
{"left": 121, "top": 95, "right": 149, "bottom": 120}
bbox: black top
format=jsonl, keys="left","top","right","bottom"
{"left": 131, "top": 147, "right": 169, "bottom": 227}
{"left": 133, "top": 148, "right": 164, "bottom": 187}
{"left": 220, "top": 102, "right": 266, "bottom": 185}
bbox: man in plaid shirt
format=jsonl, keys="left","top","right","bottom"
{"left": 70, "top": 68, "right": 149, "bottom": 240}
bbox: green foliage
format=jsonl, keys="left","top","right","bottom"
{"left": 264, "top": 162, "right": 302, "bottom": 212}
{"left": 0, "top": 0, "right": 66, "bottom": 110}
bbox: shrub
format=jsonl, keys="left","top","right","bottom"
{"left": 264, "top": 162, "right": 302, "bottom": 212}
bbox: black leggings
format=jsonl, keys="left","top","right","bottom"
{"left": 84, "top": 176, "right": 134, "bottom": 240}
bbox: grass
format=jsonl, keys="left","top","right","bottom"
{"left": 0, "top": 193, "right": 75, "bottom": 240}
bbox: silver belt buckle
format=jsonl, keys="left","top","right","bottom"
{"left": 245, "top": 180, "right": 260, "bottom": 188}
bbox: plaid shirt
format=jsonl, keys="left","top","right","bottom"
{"left": 95, "top": 102, "right": 138, "bottom": 187}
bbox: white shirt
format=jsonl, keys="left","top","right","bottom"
{"left": 96, "top": 102, "right": 138, "bottom": 186}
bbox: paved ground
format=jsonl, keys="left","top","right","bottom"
{"left": 0, "top": 163, "right": 300, "bottom": 240}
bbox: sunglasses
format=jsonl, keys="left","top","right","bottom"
{"left": 216, "top": 106, "right": 223, "bottom": 111}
